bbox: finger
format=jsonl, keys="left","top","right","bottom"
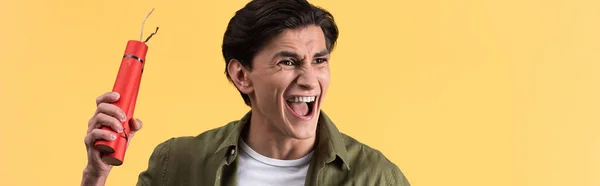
{"left": 95, "top": 103, "right": 126, "bottom": 122}
{"left": 84, "top": 129, "right": 117, "bottom": 147}
{"left": 91, "top": 113, "right": 124, "bottom": 133}
{"left": 95, "top": 92, "right": 120, "bottom": 106}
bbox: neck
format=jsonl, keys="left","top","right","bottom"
{"left": 243, "top": 110, "right": 316, "bottom": 160}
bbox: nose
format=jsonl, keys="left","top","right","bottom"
{"left": 296, "top": 66, "right": 319, "bottom": 90}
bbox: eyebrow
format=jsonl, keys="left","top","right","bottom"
{"left": 272, "top": 49, "right": 330, "bottom": 60}
{"left": 314, "top": 49, "right": 330, "bottom": 57}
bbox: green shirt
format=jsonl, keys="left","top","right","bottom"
{"left": 136, "top": 111, "right": 410, "bottom": 186}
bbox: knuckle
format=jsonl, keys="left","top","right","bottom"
{"left": 89, "top": 116, "right": 100, "bottom": 128}
{"left": 87, "top": 117, "right": 94, "bottom": 126}
{"left": 95, "top": 97, "right": 102, "bottom": 105}
{"left": 97, "top": 103, "right": 108, "bottom": 110}
{"left": 84, "top": 134, "right": 93, "bottom": 145}
{"left": 90, "top": 129, "right": 100, "bottom": 138}
{"left": 96, "top": 92, "right": 110, "bottom": 104}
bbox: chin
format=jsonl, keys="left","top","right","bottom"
{"left": 282, "top": 109, "right": 320, "bottom": 140}
{"left": 291, "top": 120, "right": 319, "bottom": 139}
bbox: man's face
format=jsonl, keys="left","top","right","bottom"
{"left": 246, "top": 25, "right": 330, "bottom": 140}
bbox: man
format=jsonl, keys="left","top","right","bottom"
{"left": 82, "top": 0, "right": 411, "bottom": 185}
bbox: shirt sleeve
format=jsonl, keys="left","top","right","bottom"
{"left": 389, "top": 165, "right": 411, "bottom": 186}
{"left": 136, "top": 138, "right": 174, "bottom": 186}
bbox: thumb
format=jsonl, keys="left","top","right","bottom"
{"left": 129, "top": 118, "right": 144, "bottom": 137}
{"left": 127, "top": 119, "right": 143, "bottom": 148}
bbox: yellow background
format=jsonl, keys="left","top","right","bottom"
{"left": 1, "top": 0, "right": 599, "bottom": 185}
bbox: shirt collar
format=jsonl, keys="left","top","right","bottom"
{"left": 315, "top": 111, "right": 350, "bottom": 170}
{"left": 214, "top": 111, "right": 251, "bottom": 164}
{"left": 214, "top": 110, "right": 350, "bottom": 169}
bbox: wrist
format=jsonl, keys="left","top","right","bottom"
{"left": 81, "top": 167, "right": 108, "bottom": 186}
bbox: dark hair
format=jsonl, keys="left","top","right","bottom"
{"left": 222, "top": 0, "right": 339, "bottom": 106}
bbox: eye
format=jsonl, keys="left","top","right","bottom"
{"left": 279, "top": 60, "right": 296, "bottom": 66}
{"left": 314, "top": 58, "right": 328, "bottom": 64}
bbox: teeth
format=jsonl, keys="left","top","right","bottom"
{"left": 287, "top": 96, "right": 316, "bottom": 103}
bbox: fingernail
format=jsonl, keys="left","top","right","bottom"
{"left": 117, "top": 126, "right": 123, "bottom": 133}
{"left": 110, "top": 134, "right": 117, "bottom": 140}
{"left": 114, "top": 92, "right": 120, "bottom": 99}
{"left": 120, "top": 114, "right": 126, "bottom": 122}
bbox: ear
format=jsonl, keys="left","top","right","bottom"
{"left": 227, "top": 59, "right": 253, "bottom": 95}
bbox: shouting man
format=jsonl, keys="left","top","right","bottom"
{"left": 82, "top": 0, "right": 411, "bottom": 185}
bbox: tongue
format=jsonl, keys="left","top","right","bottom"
{"left": 289, "top": 102, "right": 309, "bottom": 116}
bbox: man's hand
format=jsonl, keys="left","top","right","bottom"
{"left": 81, "top": 92, "right": 144, "bottom": 186}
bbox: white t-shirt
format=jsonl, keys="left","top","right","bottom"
{"left": 237, "top": 140, "right": 313, "bottom": 186}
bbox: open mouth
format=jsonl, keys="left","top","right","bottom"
{"left": 285, "top": 96, "right": 317, "bottom": 118}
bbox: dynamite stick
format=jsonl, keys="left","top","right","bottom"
{"left": 94, "top": 9, "right": 158, "bottom": 166}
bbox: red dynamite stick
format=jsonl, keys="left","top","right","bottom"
{"left": 94, "top": 40, "right": 147, "bottom": 166}
{"left": 92, "top": 8, "right": 157, "bottom": 166}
